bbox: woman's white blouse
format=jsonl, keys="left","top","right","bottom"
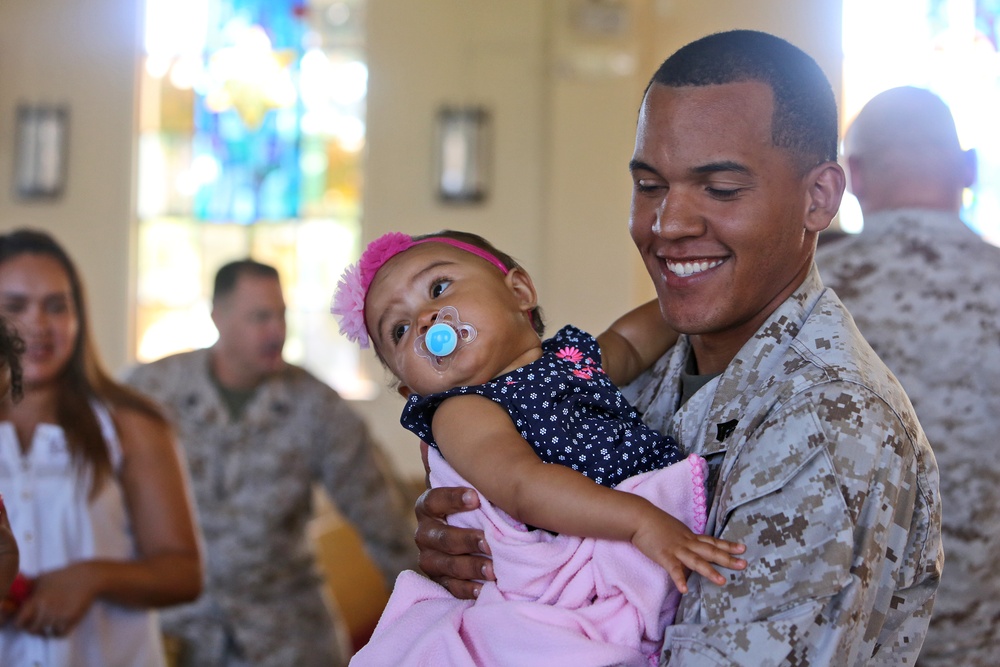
{"left": 0, "top": 403, "right": 165, "bottom": 667}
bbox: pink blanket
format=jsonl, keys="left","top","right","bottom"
{"left": 351, "top": 450, "right": 708, "bottom": 667}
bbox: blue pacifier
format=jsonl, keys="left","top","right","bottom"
{"left": 425, "top": 323, "right": 458, "bottom": 357}
{"left": 414, "top": 305, "right": 478, "bottom": 372}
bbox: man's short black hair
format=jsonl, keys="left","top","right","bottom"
{"left": 213, "top": 259, "right": 280, "bottom": 303}
{"left": 649, "top": 30, "right": 839, "bottom": 171}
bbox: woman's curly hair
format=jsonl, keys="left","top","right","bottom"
{"left": 0, "top": 317, "right": 24, "bottom": 401}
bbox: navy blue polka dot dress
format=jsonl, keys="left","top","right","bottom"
{"left": 401, "top": 325, "right": 683, "bottom": 488}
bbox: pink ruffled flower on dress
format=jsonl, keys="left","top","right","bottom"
{"left": 556, "top": 347, "right": 584, "bottom": 364}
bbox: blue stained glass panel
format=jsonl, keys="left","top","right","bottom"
{"left": 138, "top": 0, "right": 372, "bottom": 397}
{"left": 193, "top": 0, "right": 306, "bottom": 223}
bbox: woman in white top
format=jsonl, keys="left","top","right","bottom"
{"left": 0, "top": 228, "right": 202, "bottom": 666}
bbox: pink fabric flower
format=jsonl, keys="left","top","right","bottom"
{"left": 572, "top": 368, "right": 593, "bottom": 380}
{"left": 358, "top": 232, "right": 416, "bottom": 292}
{"left": 331, "top": 263, "right": 370, "bottom": 348}
{"left": 556, "top": 347, "right": 584, "bottom": 364}
{"left": 331, "top": 232, "right": 416, "bottom": 349}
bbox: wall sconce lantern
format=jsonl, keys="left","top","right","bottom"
{"left": 15, "top": 104, "right": 69, "bottom": 200}
{"left": 435, "top": 106, "right": 490, "bottom": 203}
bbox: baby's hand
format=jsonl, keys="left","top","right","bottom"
{"left": 631, "top": 509, "right": 746, "bottom": 594}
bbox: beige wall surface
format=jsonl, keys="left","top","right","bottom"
{"left": 0, "top": 0, "right": 843, "bottom": 479}
{"left": 0, "top": 0, "right": 141, "bottom": 373}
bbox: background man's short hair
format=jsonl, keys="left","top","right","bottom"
{"left": 213, "top": 259, "right": 280, "bottom": 303}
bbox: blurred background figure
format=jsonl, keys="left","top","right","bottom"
{"left": 0, "top": 228, "right": 203, "bottom": 666}
{"left": 816, "top": 86, "right": 1000, "bottom": 667}
{"left": 125, "top": 258, "right": 416, "bottom": 667}
{"left": 0, "top": 316, "right": 24, "bottom": 598}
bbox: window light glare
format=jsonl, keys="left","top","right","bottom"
{"left": 144, "top": 0, "right": 208, "bottom": 59}
{"left": 191, "top": 154, "right": 221, "bottom": 184}
{"left": 333, "top": 116, "right": 365, "bottom": 152}
{"left": 168, "top": 56, "right": 202, "bottom": 91}
{"left": 328, "top": 61, "right": 368, "bottom": 105}
{"left": 146, "top": 55, "right": 172, "bottom": 79}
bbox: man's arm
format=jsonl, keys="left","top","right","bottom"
{"left": 663, "top": 388, "right": 941, "bottom": 665}
{"left": 318, "top": 392, "right": 418, "bottom": 582}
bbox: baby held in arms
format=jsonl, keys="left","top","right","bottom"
{"left": 332, "top": 230, "right": 746, "bottom": 666}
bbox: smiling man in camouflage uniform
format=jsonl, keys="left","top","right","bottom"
{"left": 621, "top": 31, "right": 943, "bottom": 665}
{"left": 412, "top": 30, "right": 942, "bottom": 666}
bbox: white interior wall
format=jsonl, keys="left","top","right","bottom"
{"left": 0, "top": 0, "right": 142, "bottom": 372}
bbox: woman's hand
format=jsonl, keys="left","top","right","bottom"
{"left": 14, "top": 563, "right": 97, "bottom": 638}
{"left": 0, "top": 496, "right": 18, "bottom": 599}
{"left": 414, "top": 486, "right": 494, "bottom": 600}
{"left": 0, "top": 497, "right": 20, "bottom": 627}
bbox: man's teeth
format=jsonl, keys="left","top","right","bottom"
{"left": 666, "top": 259, "right": 723, "bottom": 277}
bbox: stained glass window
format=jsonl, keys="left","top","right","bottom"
{"left": 137, "top": 0, "right": 372, "bottom": 398}
{"left": 841, "top": 0, "right": 1000, "bottom": 245}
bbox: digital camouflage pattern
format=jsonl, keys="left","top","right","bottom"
{"left": 816, "top": 209, "right": 1000, "bottom": 666}
{"left": 624, "top": 266, "right": 943, "bottom": 666}
{"left": 126, "top": 349, "right": 416, "bottom": 667}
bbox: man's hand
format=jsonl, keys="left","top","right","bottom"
{"left": 414, "top": 486, "right": 495, "bottom": 600}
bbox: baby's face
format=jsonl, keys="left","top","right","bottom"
{"left": 365, "top": 243, "right": 537, "bottom": 396}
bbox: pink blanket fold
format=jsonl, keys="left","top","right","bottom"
{"left": 351, "top": 450, "right": 708, "bottom": 667}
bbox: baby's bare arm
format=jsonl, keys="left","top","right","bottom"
{"left": 432, "top": 396, "right": 746, "bottom": 591}
{"left": 598, "top": 300, "right": 679, "bottom": 387}
{"left": 630, "top": 504, "right": 746, "bottom": 593}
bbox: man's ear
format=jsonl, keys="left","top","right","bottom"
{"left": 804, "top": 161, "right": 846, "bottom": 233}
{"left": 505, "top": 267, "right": 538, "bottom": 314}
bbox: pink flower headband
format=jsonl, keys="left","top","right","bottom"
{"left": 331, "top": 232, "right": 509, "bottom": 348}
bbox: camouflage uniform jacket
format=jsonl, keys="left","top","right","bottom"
{"left": 125, "top": 349, "right": 416, "bottom": 667}
{"left": 816, "top": 209, "right": 1000, "bottom": 666}
{"left": 624, "top": 266, "right": 942, "bottom": 666}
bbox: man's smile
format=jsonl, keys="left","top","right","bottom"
{"left": 664, "top": 258, "right": 725, "bottom": 277}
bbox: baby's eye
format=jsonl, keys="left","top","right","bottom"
{"left": 392, "top": 323, "right": 410, "bottom": 344}
{"left": 431, "top": 280, "right": 451, "bottom": 298}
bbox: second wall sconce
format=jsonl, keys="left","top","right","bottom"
{"left": 435, "top": 106, "right": 491, "bottom": 203}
